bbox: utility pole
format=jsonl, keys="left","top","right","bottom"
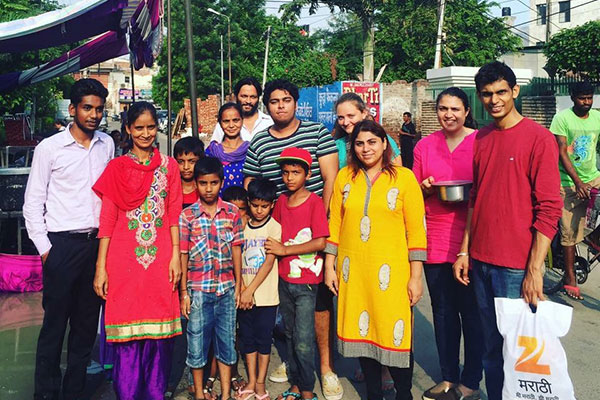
{"left": 167, "top": 0, "right": 172, "bottom": 154}
{"left": 262, "top": 26, "right": 271, "bottom": 92}
{"left": 220, "top": 35, "right": 224, "bottom": 106}
{"left": 434, "top": 0, "right": 446, "bottom": 69}
{"left": 183, "top": 0, "right": 199, "bottom": 138}
{"left": 227, "top": 17, "right": 232, "bottom": 98}
{"left": 362, "top": 10, "right": 375, "bottom": 81}
{"left": 545, "top": 0, "right": 552, "bottom": 43}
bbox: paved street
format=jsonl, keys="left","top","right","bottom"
{"left": 0, "top": 125, "right": 598, "bottom": 399}
{"left": 88, "top": 258, "right": 600, "bottom": 400}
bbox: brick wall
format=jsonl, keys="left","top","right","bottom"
{"left": 183, "top": 95, "right": 220, "bottom": 135}
{"left": 381, "top": 79, "right": 431, "bottom": 137}
{"left": 521, "top": 96, "right": 556, "bottom": 128}
{"left": 419, "top": 100, "right": 442, "bottom": 137}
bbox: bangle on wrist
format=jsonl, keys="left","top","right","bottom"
{"left": 456, "top": 252, "right": 469, "bottom": 257}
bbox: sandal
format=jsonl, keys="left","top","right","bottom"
{"left": 276, "top": 389, "right": 301, "bottom": 400}
{"left": 382, "top": 379, "right": 395, "bottom": 394}
{"left": 236, "top": 388, "right": 256, "bottom": 400}
{"left": 563, "top": 284, "right": 584, "bottom": 300}
{"left": 254, "top": 391, "right": 271, "bottom": 400}
{"left": 204, "top": 376, "right": 216, "bottom": 399}
{"left": 231, "top": 375, "right": 247, "bottom": 392}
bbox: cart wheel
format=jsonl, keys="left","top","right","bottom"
{"left": 575, "top": 256, "right": 589, "bottom": 285}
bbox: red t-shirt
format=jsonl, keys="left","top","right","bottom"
{"left": 272, "top": 192, "right": 329, "bottom": 284}
{"left": 469, "top": 118, "right": 562, "bottom": 270}
{"left": 182, "top": 190, "right": 199, "bottom": 208}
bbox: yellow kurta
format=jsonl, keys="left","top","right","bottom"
{"left": 326, "top": 166, "right": 426, "bottom": 368}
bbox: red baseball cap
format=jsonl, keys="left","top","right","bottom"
{"left": 275, "top": 147, "right": 312, "bottom": 168}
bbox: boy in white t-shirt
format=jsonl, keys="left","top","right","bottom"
{"left": 237, "top": 177, "right": 282, "bottom": 400}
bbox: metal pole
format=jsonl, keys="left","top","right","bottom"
{"left": 262, "top": 26, "right": 271, "bottom": 90}
{"left": 183, "top": 0, "right": 199, "bottom": 138}
{"left": 167, "top": 0, "right": 172, "bottom": 154}
{"left": 227, "top": 16, "right": 232, "bottom": 98}
{"left": 433, "top": 0, "right": 446, "bottom": 69}
{"left": 220, "top": 35, "right": 224, "bottom": 106}
{"left": 261, "top": 26, "right": 271, "bottom": 113}
{"left": 545, "top": 0, "right": 551, "bottom": 43}
{"left": 130, "top": 54, "right": 136, "bottom": 102}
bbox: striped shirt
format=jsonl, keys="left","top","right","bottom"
{"left": 243, "top": 120, "right": 338, "bottom": 196}
{"left": 179, "top": 199, "right": 244, "bottom": 295}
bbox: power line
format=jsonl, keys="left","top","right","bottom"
{"left": 511, "top": 0, "right": 599, "bottom": 28}
{"left": 513, "top": 0, "right": 562, "bottom": 30}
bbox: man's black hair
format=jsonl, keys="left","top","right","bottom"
{"left": 174, "top": 137, "right": 205, "bottom": 158}
{"left": 474, "top": 61, "right": 517, "bottom": 92}
{"left": 279, "top": 159, "right": 309, "bottom": 175}
{"left": 193, "top": 156, "right": 224, "bottom": 181}
{"left": 222, "top": 186, "right": 248, "bottom": 203}
{"left": 70, "top": 78, "right": 108, "bottom": 106}
{"left": 570, "top": 81, "right": 595, "bottom": 97}
{"left": 234, "top": 77, "right": 262, "bottom": 98}
{"left": 263, "top": 79, "right": 299, "bottom": 106}
{"left": 403, "top": 112, "right": 412, "bottom": 118}
{"left": 247, "top": 178, "right": 278, "bottom": 202}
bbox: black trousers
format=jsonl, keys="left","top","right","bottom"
{"left": 34, "top": 232, "right": 101, "bottom": 400}
{"left": 359, "top": 355, "right": 414, "bottom": 400}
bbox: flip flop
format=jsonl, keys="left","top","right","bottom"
{"left": 382, "top": 379, "right": 395, "bottom": 394}
{"left": 235, "top": 389, "right": 256, "bottom": 400}
{"left": 276, "top": 389, "right": 301, "bottom": 400}
{"left": 255, "top": 391, "right": 271, "bottom": 400}
{"left": 563, "top": 284, "right": 584, "bottom": 300}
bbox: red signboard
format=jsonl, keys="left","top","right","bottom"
{"left": 341, "top": 82, "right": 381, "bottom": 123}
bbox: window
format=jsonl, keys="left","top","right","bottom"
{"left": 125, "top": 76, "right": 130, "bottom": 83}
{"left": 537, "top": 4, "right": 547, "bottom": 25}
{"left": 559, "top": 1, "right": 571, "bottom": 22}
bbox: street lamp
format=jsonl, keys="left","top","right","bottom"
{"left": 208, "top": 7, "right": 232, "bottom": 98}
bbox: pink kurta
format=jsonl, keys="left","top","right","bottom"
{"left": 98, "top": 153, "right": 183, "bottom": 342}
{"left": 412, "top": 130, "right": 476, "bottom": 264}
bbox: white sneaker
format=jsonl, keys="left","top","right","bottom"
{"left": 322, "top": 371, "right": 344, "bottom": 400}
{"left": 269, "top": 362, "right": 288, "bottom": 383}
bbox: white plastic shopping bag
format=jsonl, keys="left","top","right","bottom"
{"left": 495, "top": 298, "right": 576, "bottom": 400}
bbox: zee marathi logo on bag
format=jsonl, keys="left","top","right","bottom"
{"left": 515, "top": 336, "right": 551, "bottom": 375}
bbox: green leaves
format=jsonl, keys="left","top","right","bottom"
{"left": 544, "top": 21, "right": 600, "bottom": 80}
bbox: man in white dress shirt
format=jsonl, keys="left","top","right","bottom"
{"left": 210, "top": 77, "right": 273, "bottom": 143}
{"left": 23, "top": 79, "right": 114, "bottom": 400}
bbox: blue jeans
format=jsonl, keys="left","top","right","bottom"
{"left": 471, "top": 259, "right": 525, "bottom": 400}
{"left": 278, "top": 281, "right": 318, "bottom": 393}
{"left": 186, "top": 288, "right": 236, "bottom": 368}
{"left": 424, "top": 263, "right": 483, "bottom": 391}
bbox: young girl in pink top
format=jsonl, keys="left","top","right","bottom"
{"left": 412, "top": 87, "right": 484, "bottom": 400}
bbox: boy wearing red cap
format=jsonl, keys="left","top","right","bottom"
{"left": 264, "top": 147, "right": 329, "bottom": 400}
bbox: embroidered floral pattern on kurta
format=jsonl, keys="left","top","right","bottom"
{"left": 126, "top": 154, "right": 169, "bottom": 269}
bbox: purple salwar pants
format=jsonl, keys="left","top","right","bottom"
{"left": 113, "top": 338, "right": 175, "bottom": 400}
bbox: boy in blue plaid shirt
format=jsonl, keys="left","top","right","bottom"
{"left": 179, "top": 157, "right": 244, "bottom": 400}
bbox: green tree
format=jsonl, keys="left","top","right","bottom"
{"left": 152, "top": 0, "right": 334, "bottom": 110}
{"left": 0, "top": 0, "right": 73, "bottom": 138}
{"left": 312, "top": 13, "right": 364, "bottom": 81}
{"left": 376, "top": 0, "right": 521, "bottom": 82}
{"left": 544, "top": 21, "right": 600, "bottom": 80}
{"left": 282, "top": 0, "right": 384, "bottom": 80}
{"left": 285, "top": 0, "right": 520, "bottom": 83}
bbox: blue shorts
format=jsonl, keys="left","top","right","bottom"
{"left": 186, "top": 288, "right": 236, "bottom": 368}
{"left": 238, "top": 305, "right": 277, "bottom": 355}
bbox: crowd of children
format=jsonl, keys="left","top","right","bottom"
{"left": 173, "top": 136, "right": 329, "bottom": 400}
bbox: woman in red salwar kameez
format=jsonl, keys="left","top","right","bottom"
{"left": 93, "top": 101, "right": 183, "bottom": 400}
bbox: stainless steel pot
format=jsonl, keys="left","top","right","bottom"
{"left": 432, "top": 180, "right": 472, "bottom": 203}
